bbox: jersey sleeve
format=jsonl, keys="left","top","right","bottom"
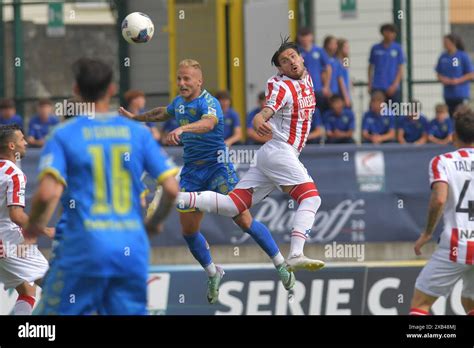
{"left": 429, "top": 155, "right": 448, "bottom": 187}
{"left": 348, "top": 110, "right": 355, "bottom": 130}
{"left": 265, "top": 80, "right": 289, "bottom": 113}
{"left": 199, "top": 97, "right": 220, "bottom": 125}
{"left": 398, "top": 45, "right": 406, "bottom": 65}
{"left": 369, "top": 45, "right": 376, "bottom": 64}
{"left": 435, "top": 55, "right": 443, "bottom": 74}
{"left": 462, "top": 52, "right": 474, "bottom": 74}
{"left": 231, "top": 110, "right": 241, "bottom": 127}
{"left": 143, "top": 130, "right": 179, "bottom": 184}
{"left": 37, "top": 130, "right": 67, "bottom": 186}
{"left": 6, "top": 172, "right": 26, "bottom": 207}
{"left": 166, "top": 98, "right": 176, "bottom": 118}
{"left": 362, "top": 113, "right": 371, "bottom": 132}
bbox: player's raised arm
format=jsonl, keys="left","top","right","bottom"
{"left": 119, "top": 106, "right": 171, "bottom": 122}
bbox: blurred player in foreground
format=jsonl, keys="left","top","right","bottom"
{"left": 410, "top": 105, "right": 474, "bottom": 316}
{"left": 120, "top": 59, "right": 294, "bottom": 304}
{"left": 178, "top": 39, "right": 325, "bottom": 272}
{"left": 0, "top": 125, "right": 52, "bottom": 314}
{"left": 26, "top": 58, "right": 179, "bottom": 315}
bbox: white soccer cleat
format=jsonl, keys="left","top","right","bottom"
{"left": 286, "top": 254, "right": 325, "bottom": 272}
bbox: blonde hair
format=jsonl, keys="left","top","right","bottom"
{"left": 178, "top": 59, "right": 202, "bottom": 71}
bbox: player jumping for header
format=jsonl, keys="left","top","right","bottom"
{"left": 177, "top": 39, "right": 326, "bottom": 272}
{"left": 410, "top": 105, "right": 474, "bottom": 316}
{"left": 120, "top": 59, "right": 294, "bottom": 304}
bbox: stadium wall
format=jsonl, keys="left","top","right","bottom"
{"left": 0, "top": 263, "right": 466, "bottom": 315}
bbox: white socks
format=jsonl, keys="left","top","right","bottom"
{"left": 289, "top": 196, "right": 321, "bottom": 258}
{"left": 177, "top": 191, "right": 240, "bottom": 217}
{"left": 14, "top": 295, "right": 35, "bottom": 315}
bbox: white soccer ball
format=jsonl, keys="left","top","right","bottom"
{"left": 121, "top": 12, "right": 154, "bottom": 44}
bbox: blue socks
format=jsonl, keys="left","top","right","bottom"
{"left": 183, "top": 231, "right": 212, "bottom": 268}
{"left": 244, "top": 220, "right": 279, "bottom": 258}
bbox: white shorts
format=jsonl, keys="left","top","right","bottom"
{"left": 236, "top": 140, "right": 314, "bottom": 203}
{"left": 0, "top": 245, "right": 49, "bottom": 290}
{"left": 415, "top": 249, "right": 474, "bottom": 299}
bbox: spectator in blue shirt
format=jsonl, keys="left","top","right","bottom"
{"left": 306, "top": 108, "right": 324, "bottom": 144}
{"left": 323, "top": 35, "right": 350, "bottom": 112}
{"left": 0, "top": 99, "right": 23, "bottom": 129}
{"left": 161, "top": 117, "right": 180, "bottom": 146}
{"left": 324, "top": 95, "right": 355, "bottom": 144}
{"left": 337, "top": 38, "right": 352, "bottom": 108}
{"left": 297, "top": 27, "right": 331, "bottom": 114}
{"left": 428, "top": 103, "right": 453, "bottom": 145}
{"left": 362, "top": 91, "right": 396, "bottom": 144}
{"left": 216, "top": 90, "right": 242, "bottom": 147}
{"left": 435, "top": 34, "right": 474, "bottom": 117}
{"left": 27, "top": 98, "right": 59, "bottom": 148}
{"left": 124, "top": 89, "right": 161, "bottom": 142}
{"left": 397, "top": 107, "right": 429, "bottom": 145}
{"left": 368, "top": 23, "right": 405, "bottom": 104}
{"left": 246, "top": 91, "right": 270, "bottom": 144}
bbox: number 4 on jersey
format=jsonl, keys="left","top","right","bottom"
{"left": 455, "top": 180, "right": 474, "bottom": 221}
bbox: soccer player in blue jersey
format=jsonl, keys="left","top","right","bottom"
{"left": 120, "top": 59, "right": 294, "bottom": 304}
{"left": 25, "top": 58, "right": 180, "bottom": 315}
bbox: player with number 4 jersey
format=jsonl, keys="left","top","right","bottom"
{"left": 410, "top": 105, "right": 474, "bottom": 316}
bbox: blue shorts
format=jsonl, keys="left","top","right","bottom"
{"left": 180, "top": 161, "right": 238, "bottom": 195}
{"left": 34, "top": 265, "right": 147, "bottom": 315}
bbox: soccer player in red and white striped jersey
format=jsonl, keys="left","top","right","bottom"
{"left": 0, "top": 125, "right": 51, "bottom": 315}
{"left": 410, "top": 106, "right": 474, "bottom": 316}
{"left": 178, "top": 39, "right": 325, "bottom": 272}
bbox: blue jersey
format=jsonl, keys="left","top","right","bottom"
{"left": 223, "top": 107, "right": 241, "bottom": 140}
{"left": 340, "top": 63, "right": 350, "bottom": 99}
{"left": 166, "top": 90, "right": 226, "bottom": 164}
{"left": 27, "top": 114, "right": 59, "bottom": 140}
{"left": 362, "top": 111, "right": 395, "bottom": 135}
{"left": 162, "top": 117, "right": 179, "bottom": 133}
{"left": 369, "top": 41, "right": 405, "bottom": 90}
{"left": 324, "top": 109, "right": 355, "bottom": 132}
{"left": 38, "top": 114, "right": 178, "bottom": 277}
{"left": 397, "top": 115, "right": 429, "bottom": 142}
{"left": 246, "top": 107, "right": 261, "bottom": 130}
{"left": 328, "top": 56, "right": 343, "bottom": 95}
{"left": 0, "top": 114, "right": 23, "bottom": 128}
{"left": 311, "top": 108, "right": 323, "bottom": 130}
{"left": 435, "top": 50, "right": 474, "bottom": 100}
{"left": 299, "top": 44, "right": 329, "bottom": 92}
{"left": 429, "top": 118, "right": 453, "bottom": 139}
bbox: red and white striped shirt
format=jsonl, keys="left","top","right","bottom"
{"left": 429, "top": 148, "right": 474, "bottom": 265}
{"left": 264, "top": 72, "right": 316, "bottom": 153}
{"left": 0, "top": 159, "right": 26, "bottom": 245}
